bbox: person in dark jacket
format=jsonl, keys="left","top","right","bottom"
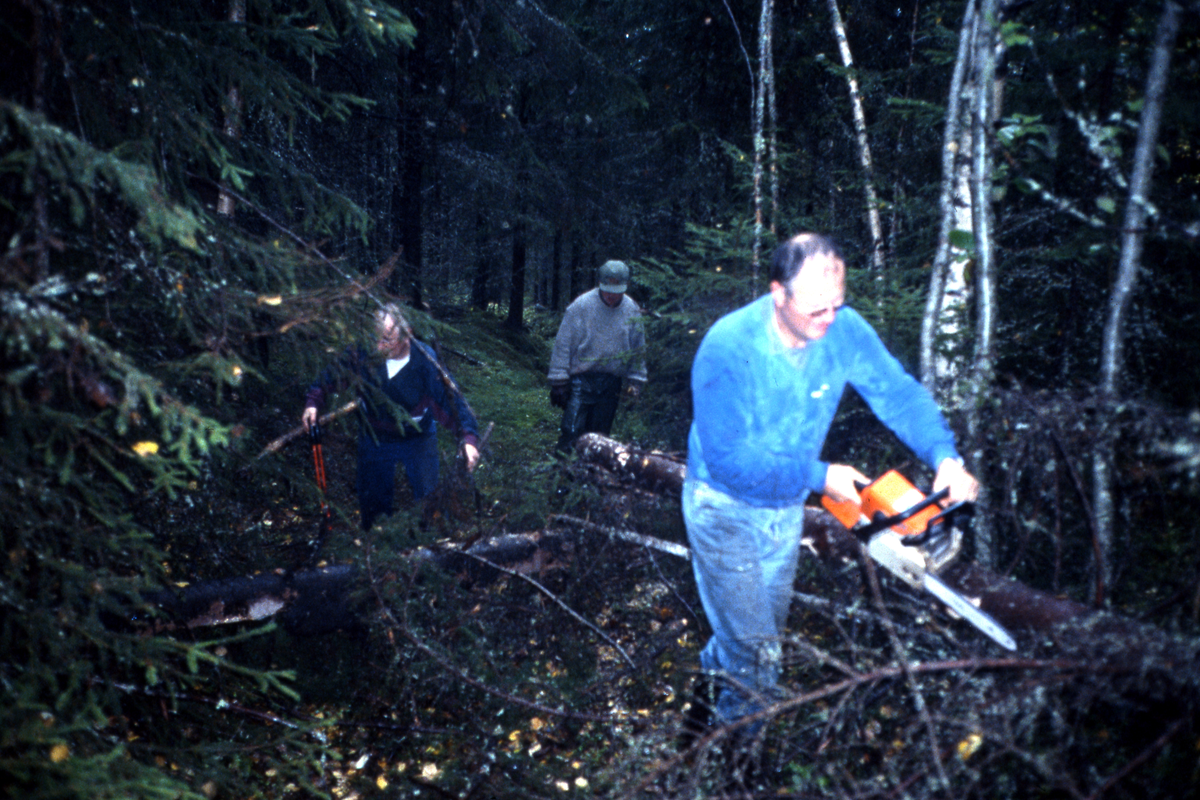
{"left": 302, "top": 304, "right": 480, "bottom": 531}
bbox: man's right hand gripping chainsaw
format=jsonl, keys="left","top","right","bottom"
{"left": 821, "top": 470, "right": 1017, "bottom": 651}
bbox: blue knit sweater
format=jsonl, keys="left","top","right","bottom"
{"left": 687, "top": 295, "right": 960, "bottom": 507}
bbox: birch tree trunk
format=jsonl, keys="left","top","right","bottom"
{"left": 826, "top": 0, "right": 886, "bottom": 277}
{"left": 1091, "top": 0, "right": 1181, "bottom": 604}
{"left": 30, "top": 0, "right": 51, "bottom": 280}
{"left": 216, "top": 0, "right": 246, "bottom": 217}
{"left": 751, "top": 0, "right": 776, "bottom": 288}
{"left": 921, "top": 1, "right": 977, "bottom": 400}
{"left": 965, "top": 0, "right": 1001, "bottom": 567}
{"left": 766, "top": 14, "right": 779, "bottom": 246}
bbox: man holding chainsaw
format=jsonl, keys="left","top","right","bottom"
{"left": 684, "top": 232, "right": 979, "bottom": 732}
{"left": 302, "top": 304, "right": 480, "bottom": 532}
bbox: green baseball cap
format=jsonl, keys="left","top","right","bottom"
{"left": 598, "top": 260, "right": 629, "bottom": 293}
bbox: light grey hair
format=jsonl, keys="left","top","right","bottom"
{"left": 374, "top": 302, "right": 412, "bottom": 336}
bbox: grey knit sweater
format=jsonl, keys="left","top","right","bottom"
{"left": 548, "top": 289, "right": 647, "bottom": 384}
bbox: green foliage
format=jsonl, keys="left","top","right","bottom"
{"left": 2, "top": 103, "right": 203, "bottom": 252}
{"left": 1, "top": 1, "right": 421, "bottom": 797}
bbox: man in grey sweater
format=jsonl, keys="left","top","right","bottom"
{"left": 548, "top": 260, "right": 647, "bottom": 452}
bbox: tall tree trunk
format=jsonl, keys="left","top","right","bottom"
{"left": 396, "top": 138, "right": 424, "bottom": 308}
{"left": 506, "top": 214, "right": 527, "bottom": 330}
{"left": 921, "top": 1, "right": 977, "bottom": 399}
{"left": 1091, "top": 0, "right": 1181, "bottom": 605}
{"left": 766, "top": 12, "right": 779, "bottom": 247}
{"left": 751, "top": 0, "right": 775, "bottom": 287}
{"left": 216, "top": 0, "right": 245, "bottom": 217}
{"left": 569, "top": 230, "right": 583, "bottom": 302}
{"left": 29, "top": 0, "right": 50, "bottom": 282}
{"left": 471, "top": 211, "right": 490, "bottom": 310}
{"left": 393, "top": 41, "right": 427, "bottom": 308}
{"left": 965, "top": 0, "right": 1002, "bottom": 568}
{"left": 551, "top": 225, "right": 563, "bottom": 312}
{"left": 826, "top": 0, "right": 886, "bottom": 278}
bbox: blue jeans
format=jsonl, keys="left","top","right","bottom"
{"left": 683, "top": 476, "right": 806, "bottom": 728}
{"left": 356, "top": 431, "right": 439, "bottom": 531}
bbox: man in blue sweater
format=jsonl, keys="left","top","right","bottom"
{"left": 303, "top": 304, "right": 479, "bottom": 531}
{"left": 684, "top": 232, "right": 979, "bottom": 732}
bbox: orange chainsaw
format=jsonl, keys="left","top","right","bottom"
{"left": 822, "top": 470, "right": 1016, "bottom": 651}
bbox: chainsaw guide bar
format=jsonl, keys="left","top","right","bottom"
{"left": 821, "top": 470, "right": 1017, "bottom": 651}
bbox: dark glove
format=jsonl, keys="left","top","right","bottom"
{"left": 549, "top": 383, "right": 570, "bottom": 409}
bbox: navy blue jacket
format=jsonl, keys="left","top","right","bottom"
{"left": 306, "top": 340, "right": 479, "bottom": 447}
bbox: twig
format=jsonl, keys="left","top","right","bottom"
{"left": 460, "top": 550, "right": 637, "bottom": 672}
{"left": 441, "top": 345, "right": 488, "bottom": 367}
{"left": 790, "top": 637, "right": 860, "bottom": 679}
{"left": 1085, "top": 715, "right": 1188, "bottom": 800}
{"left": 859, "top": 543, "right": 949, "bottom": 791}
{"left": 630, "top": 654, "right": 1085, "bottom": 794}
{"left": 96, "top": 678, "right": 303, "bottom": 730}
{"left": 363, "top": 553, "right": 613, "bottom": 724}
{"left": 252, "top": 399, "right": 359, "bottom": 461}
{"left": 551, "top": 514, "right": 690, "bottom": 559}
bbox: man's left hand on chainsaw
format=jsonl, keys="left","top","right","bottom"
{"left": 933, "top": 458, "right": 980, "bottom": 504}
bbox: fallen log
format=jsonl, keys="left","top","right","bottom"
{"left": 136, "top": 532, "right": 576, "bottom": 635}
{"left": 138, "top": 565, "right": 363, "bottom": 636}
{"left": 799, "top": 506, "right": 1091, "bottom": 632}
{"left": 572, "top": 432, "right": 686, "bottom": 493}
{"left": 153, "top": 434, "right": 1093, "bottom": 642}
{"left": 571, "top": 432, "right": 1094, "bottom": 634}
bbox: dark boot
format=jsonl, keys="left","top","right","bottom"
{"left": 677, "top": 673, "right": 717, "bottom": 751}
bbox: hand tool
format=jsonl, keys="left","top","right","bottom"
{"left": 308, "top": 421, "right": 333, "bottom": 557}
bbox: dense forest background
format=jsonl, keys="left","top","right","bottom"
{"left": 4, "top": 0, "right": 1200, "bottom": 798}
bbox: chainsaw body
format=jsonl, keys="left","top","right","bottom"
{"left": 821, "top": 470, "right": 963, "bottom": 584}
{"left": 821, "top": 470, "right": 1016, "bottom": 651}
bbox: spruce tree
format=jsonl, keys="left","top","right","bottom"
{"left": 1, "top": 2, "right": 414, "bottom": 796}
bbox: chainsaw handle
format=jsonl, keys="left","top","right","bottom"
{"left": 902, "top": 498, "right": 974, "bottom": 549}
{"left": 928, "top": 499, "right": 973, "bottom": 529}
{"left": 853, "top": 486, "right": 950, "bottom": 541}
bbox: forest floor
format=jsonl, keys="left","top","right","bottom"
{"left": 136, "top": 310, "right": 1200, "bottom": 800}
{"left": 139, "top": 311, "right": 783, "bottom": 798}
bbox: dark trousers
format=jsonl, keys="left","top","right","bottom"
{"left": 556, "top": 372, "right": 622, "bottom": 452}
{"left": 356, "top": 431, "right": 439, "bottom": 531}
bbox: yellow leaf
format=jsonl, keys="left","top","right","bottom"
{"left": 957, "top": 732, "right": 983, "bottom": 760}
{"left": 257, "top": 295, "right": 283, "bottom": 306}
{"left": 49, "top": 744, "right": 70, "bottom": 763}
{"left": 376, "top": 776, "right": 388, "bottom": 790}
{"left": 132, "top": 441, "right": 159, "bottom": 457}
